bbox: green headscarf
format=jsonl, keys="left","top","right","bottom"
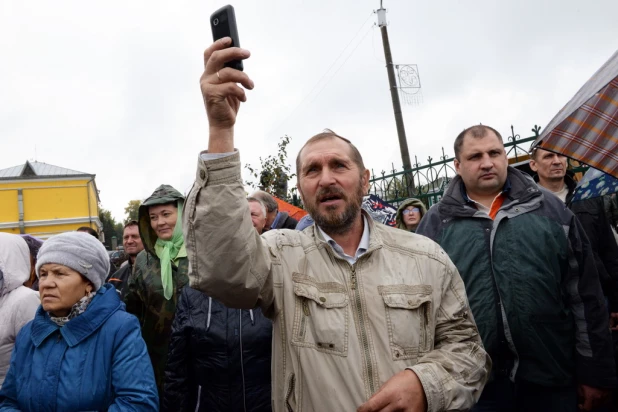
{"left": 154, "top": 201, "right": 186, "bottom": 300}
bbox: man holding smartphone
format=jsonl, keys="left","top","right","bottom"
{"left": 183, "top": 37, "right": 490, "bottom": 412}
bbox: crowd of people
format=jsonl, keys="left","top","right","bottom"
{"left": 1, "top": 37, "right": 618, "bottom": 412}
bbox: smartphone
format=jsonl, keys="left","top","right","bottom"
{"left": 210, "top": 5, "right": 243, "bottom": 71}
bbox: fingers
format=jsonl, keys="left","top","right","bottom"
{"left": 357, "top": 391, "right": 390, "bottom": 412}
{"left": 215, "top": 67, "right": 254, "bottom": 90}
{"left": 203, "top": 37, "right": 232, "bottom": 69}
{"left": 202, "top": 82, "right": 247, "bottom": 103}
{"left": 204, "top": 38, "right": 251, "bottom": 75}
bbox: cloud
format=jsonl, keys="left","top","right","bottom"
{"left": 1, "top": 0, "right": 617, "bottom": 221}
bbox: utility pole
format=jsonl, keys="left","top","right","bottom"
{"left": 377, "top": 2, "right": 413, "bottom": 180}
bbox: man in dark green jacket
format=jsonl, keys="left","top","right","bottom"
{"left": 417, "top": 125, "right": 616, "bottom": 412}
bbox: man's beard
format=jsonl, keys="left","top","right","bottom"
{"left": 303, "top": 182, "right": 364, "bottom": 236}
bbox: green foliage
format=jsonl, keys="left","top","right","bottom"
{"left": 124, "top": 199, "right": 142, "bottom": 224}
{"left": 99, "top": 208, "right": 124, "bottom": 249}
{"left": 245, "top": 135, "right": 298, "bottom": 201}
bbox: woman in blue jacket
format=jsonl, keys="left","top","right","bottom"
{"left": 0, "top": 231, "right": 158, "bottom": 411}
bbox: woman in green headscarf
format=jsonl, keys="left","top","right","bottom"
{"left": 124, "top": 184, "right": 189, "bottom": 400}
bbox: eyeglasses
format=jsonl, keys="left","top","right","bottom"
{"left": 403, "top": 208, "right": 420, "bottom": 215}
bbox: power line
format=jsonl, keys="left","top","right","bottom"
{"left": 266, "top": 11, "right": 375, "bottom": 136}
{"left": 306, "top": 25, "right": 374, "bottom": 106}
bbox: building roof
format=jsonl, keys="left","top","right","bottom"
{"left": 0, "top": 161, "right": 93, "bottom": 180}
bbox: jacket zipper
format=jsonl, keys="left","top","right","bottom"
{"left": 285, "top": 373, "right": 296, "bottom": 412}
{"left": 349, "top": 264, "right": 376, "bottom": 395}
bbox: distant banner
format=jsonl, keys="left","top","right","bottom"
{"left": 362, "top": 195, "right": 397, "bottom": 227}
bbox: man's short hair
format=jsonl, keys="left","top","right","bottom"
{"left": 251, "top": 191, "right": 279, "bottom": 213}
{"left": 76, "top": 226, "right": 98, "bottom": 238}
{"left": 247, "top": 197, "right": 267, "bottom": 218}
{"left": 124, "top": 220, "right": 139, "bottom": 231}
{"left": 454, "top": 125, "right": 504, "bottom": 161}
{"left": 296, "top": 129, "right": 366, "bottom": 175}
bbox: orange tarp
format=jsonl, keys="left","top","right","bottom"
{"left": 274, "top": 197, "right": 307, "bottom": 221}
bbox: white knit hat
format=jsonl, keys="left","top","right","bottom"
{"left": 36, "top": 232, "right": 110, "bottom": 291}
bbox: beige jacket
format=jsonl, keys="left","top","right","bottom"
{"left": 184, "top": 152, "right": 490, "bottom": 412}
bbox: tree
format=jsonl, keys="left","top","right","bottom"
{"left": 99, "top": 208, "right": 124, "bottom": 250}
{"left": 124, "top": 200, "right": 142, "bottom": 224}
{"left": 245, "top": 135, "right": 298, "bottom": 202}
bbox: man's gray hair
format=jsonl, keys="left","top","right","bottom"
{"left": 250, "top": 191, "right": 278, "bottom": 213}
{"left": 247, "top": 197, "right": 267, "bottom": 218}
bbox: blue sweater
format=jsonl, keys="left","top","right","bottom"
{"left": 0, "top": 284, "right": 158, "bottom": 411}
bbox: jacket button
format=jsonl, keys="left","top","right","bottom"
{"left": 200, "top": 170, "right": 206, "bottom": 180}
{"left": 319, "top": 297, "right": 326, "bottom": 302}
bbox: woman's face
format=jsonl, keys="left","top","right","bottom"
{"left": 149, "top": 204, "right": 178, "bottom": 241}
{"left": 403, "top": 206, "right": 422, "bottom": 229}
{"left": 39, "top": 263, "right": 93, "bottom": 317}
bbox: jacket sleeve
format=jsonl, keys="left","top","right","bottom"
{"left": 12, "top": 290, "right": 39, "bottom": 337}
{"left": 0, "top": 327, "right": 29, "bottom": 411}
{"left": 415, "top": 204, "right": 442, "bottom": 241}
{"left": 124, "top": 263, "right": 146, "bottom": 326}
{"left": 162, "top": 289, "right": 197, "bottom": 412}
{"left": 566, "top": 213, "right": 617, "bottom": 388}
{"left": 108, "top": 315, "right": 159, "bottom": 411}
{"left": 409, "top": 251, "right": 491, "bottom": 412}
{"left": 183, "top": 151, "right": 275, "bottom": 314}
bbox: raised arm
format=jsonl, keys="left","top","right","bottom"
{"left": 183, "top": 40, "right": 275, "bottom": 313}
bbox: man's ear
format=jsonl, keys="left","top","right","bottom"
{"left": 529, "top": 159, "right": 538, "bottom": 172}
{"left": 454, "top": 159, "right": 461, "bottom": 174}
{"left": 361, "top": 169, "right": 371, "bottom": 194}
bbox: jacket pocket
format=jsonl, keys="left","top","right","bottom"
{"left": 291, "top": 273, "right": 349, "bottom": 356}
{"left": 379, "top": 284, "right": 433, "bottom": 361}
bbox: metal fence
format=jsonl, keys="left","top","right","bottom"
{"left": 368, "top": 125, "right": 589, "bottom": 207}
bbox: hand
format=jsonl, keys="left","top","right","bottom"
{"left": 609, "top": 312, "right": 618, "bottom": 331}
{"left": 357, "top": 369, "right": 427, "bottom": 412}
{"left": 578, "top": 384, "right": 610, "bottom": 411}
{"left": 200, "top": 37, "right": 254, "bottom": 152}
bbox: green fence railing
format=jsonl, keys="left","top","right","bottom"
{"left": 368, "top": 125, "right": 589, "bottom": 207}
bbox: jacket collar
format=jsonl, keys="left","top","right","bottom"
{"left": 532, "top": 170, "right": 577, "bottom": 203}
{"left": 311, "top": 210, "right": 383, "bottom": 256}
{"left": 441, "top": 167, "right": 541, "bottom": 217}
{"left": 30, "top": 284, "right": 122, "bottom": 348}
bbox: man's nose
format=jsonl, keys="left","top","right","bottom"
{"left": 480, "top": 155, "right": 493, "bottom": 169}
{"left": 318, "top": 168, "right": 337, "bottom": 186}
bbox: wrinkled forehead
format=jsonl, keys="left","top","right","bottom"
{"left": 124, "top": 225, "right": 140, "bottom": 236}
{"left": 299, "top": 138, "right": 354, "bottom": 168}
{"left": 460, "top": 132, "right": 503, "bottom": 154}
{"left": 535, "top": 148, "right": 566, "bottom": 159}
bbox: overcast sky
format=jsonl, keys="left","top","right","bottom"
{"left": 2, "top": 0, "right": 617, "bottom": 221}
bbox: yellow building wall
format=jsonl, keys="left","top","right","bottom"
{"left": 0, "top": 178, "right": 100, "bottom": 238}
{"left": 0, "top": 189, "right": 19, "bottom": 222}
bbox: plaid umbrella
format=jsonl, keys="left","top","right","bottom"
{"left": 532, "top": 49, "right": 618, "bottom": 178}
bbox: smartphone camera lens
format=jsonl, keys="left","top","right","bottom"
{"left": 213, "top": 18, "right": 219, "bottom": 26}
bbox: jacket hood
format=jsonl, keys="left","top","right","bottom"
{"left": 0, "top": 232, "right": 31, "bottom": 298}
{"left": 138, "top": 184, "right": 185, "bottom": 256}
{"left": 395, "top": 198, "right": 427, "bottom": 231}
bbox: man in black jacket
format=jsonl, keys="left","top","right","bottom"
{"left": 106, "top": 220, "right": 144, "bottom": 297}
{"left": 251, "top": 190, "right": 298, "bottom": 231}
{"left": 531, "top": 148, "right": 618, "bottom": 312}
